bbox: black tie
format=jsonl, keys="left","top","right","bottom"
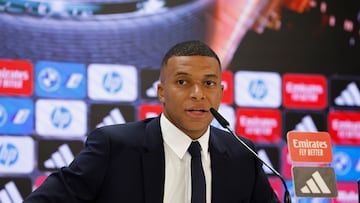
{"left": 188, "top": 141, "right": 206, "bottom": 203}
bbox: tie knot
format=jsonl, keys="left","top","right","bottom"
{"left": 188, "top": 141, "right": 202, "bottom": 157}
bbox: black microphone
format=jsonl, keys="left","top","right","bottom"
{"left": 210, "top": 107, "right": 291, "bottom": 203}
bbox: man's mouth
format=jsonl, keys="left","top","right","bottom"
{"left": 187, "top": 109, "right": 207, "bottom": 113}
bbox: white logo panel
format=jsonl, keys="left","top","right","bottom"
{"left": 0, "top": 136, "right": 34, "bottom": 174}
{"left": 36, "top": 99, "right": 87, "bottom": 137}
{"left": 235, "top": 71, "right": 281, "bottom": 108}
{"left": 88, "top": 64, "right": 137, "bottom": 101}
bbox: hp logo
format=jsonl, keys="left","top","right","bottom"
{"left": 102, "top": 71, "right": 122, "bottom": 94}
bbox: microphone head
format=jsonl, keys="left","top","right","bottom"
{"left": 210, "top": 107, "right": 230, "bottom": 128}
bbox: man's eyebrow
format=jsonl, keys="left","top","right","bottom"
{"left": 174, "top": 71, "right": 190, "bottom": 76}
{"left": 173, "top": 72, "right": 220, "bottom": 79}
{"left": 204, "top": 73, "right": 220, "bottom": 79}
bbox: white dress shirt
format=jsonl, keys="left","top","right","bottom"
{"left": 161, "top": 114, "right": 212, "bottom": 203}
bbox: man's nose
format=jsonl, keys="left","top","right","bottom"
{"left": 191, "top": 84, "right": 205, "bottom": 100}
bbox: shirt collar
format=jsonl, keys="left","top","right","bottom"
{"left": 160, "top": 114, "right": 210, "bottom": 160}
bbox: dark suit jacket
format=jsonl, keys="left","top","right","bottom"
{"left": 23, "top": 116, "right": 279, "bottom": 203}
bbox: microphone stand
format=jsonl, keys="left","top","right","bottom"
{"left": 210, "top": 108, "right": 291, "bottom": 203}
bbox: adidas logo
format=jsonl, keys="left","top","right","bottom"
{"left": 44, "top": 144, "right": 74, "bottom": 169}
{"left": 293, "top": 115, "right": 318, "bottom": 132}
{"left": 0, "top": 181, "right": 23, "bottom": 203}
{"left": 300, "top": 171, "right": 331, "bottom": 194}
{"left": 335, "top": 82, "right": 360, "bottom": 106}
{"left": 146, "top": 80, "right": 159, "bottom": 98}
{"left": 293, "top": 166, "right": 337, "bottom": 197}
{"left": 96, "top": 108, "right": 125, "bottom": 128}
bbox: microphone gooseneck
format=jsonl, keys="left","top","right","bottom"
{"left": 210, "top": 107, "right": 291, "bottom": 203}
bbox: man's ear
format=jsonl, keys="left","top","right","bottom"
{"left": 157, "top": 82, "right": 165, "bottom": 103}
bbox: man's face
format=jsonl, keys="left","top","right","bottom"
{"left": 157, "top": 55, "right": 223, "bottom": 139}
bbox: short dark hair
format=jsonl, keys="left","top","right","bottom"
{"left": 161, "top": 40, "right": 221, "bottom": 67}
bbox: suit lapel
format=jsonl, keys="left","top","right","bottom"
{"left": 142, "top": 117, "right": 165, "bottom": 203}
{"left": 209, "top": 128, "right": 234, "bottom": 203}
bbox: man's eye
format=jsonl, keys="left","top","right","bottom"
{"left": 205, "top": 81, "right": 216, "bottom": 86}
{"left": 177, "top": 80, "right": 186, "bottom": 85}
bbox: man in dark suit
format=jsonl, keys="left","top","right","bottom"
{"left": 23, "top": 40, "right": 279, "bottom": 203}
